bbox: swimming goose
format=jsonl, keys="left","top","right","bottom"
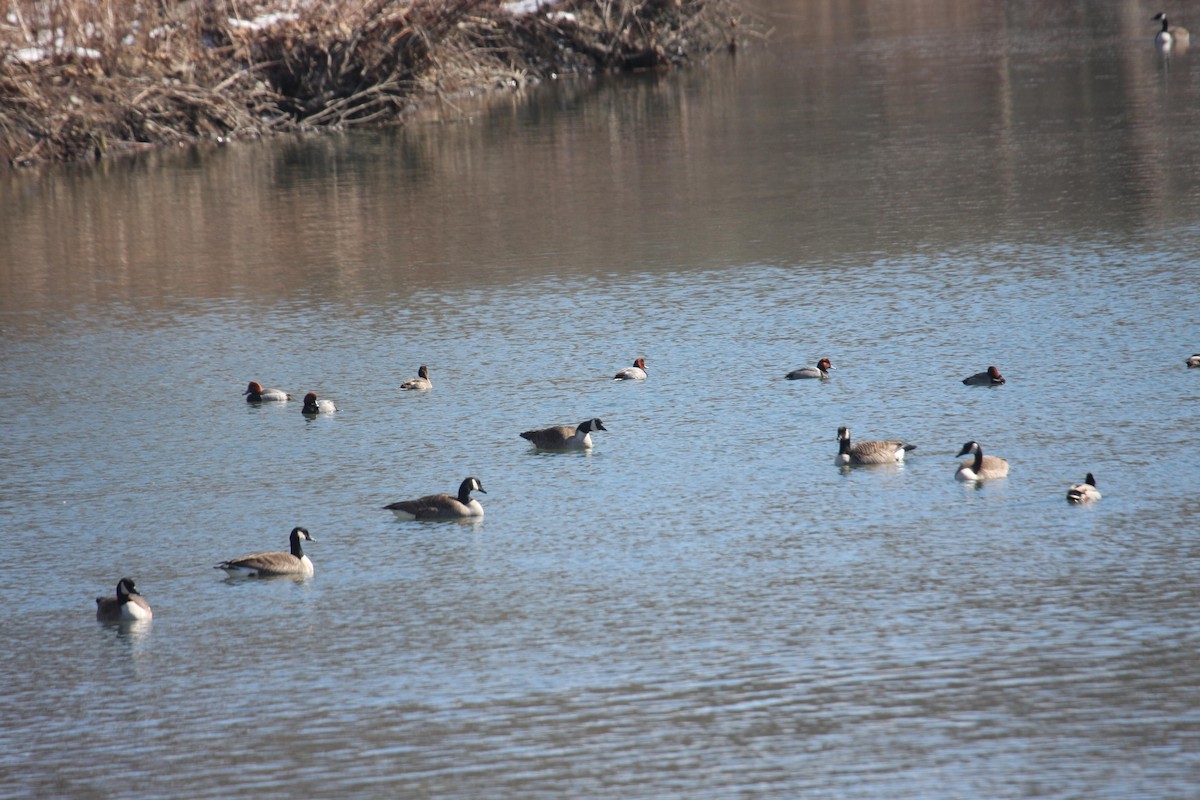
{"left": 95, "top": 577, "right": 153, "bottom": 622}
{"left": 614, "top": 358, "right": 648, "bottom": 381}
{"left": 520, "top": 418, "right": 607, "bottom": 449}
{"left": 301, "top": 391, "right": 337, "bottom": 414}
{"left": 215, "top": 526, "right": 316, "bottom": 577}
{"left": 835, "top": 426, "right": 916, "bottom": 465}
{"left": 384, "top": 476, "right": 486, "bottom": 519}
{"left": 962, "top": 366, "right": 1005, "bottom": 385}
{"left": 1067, "top": 473, "right": 1101, "bottom": 504}
{"left": 954, "top": 441, "right": 1010, "bottom": 481}
{"left": 1187, "top": 354, "right": 1200, "bottom": 368}
{"left": 787, "top": 358, "right": 833, "bottom": 380}
{"left": 244, "top": 381, "right": 291, "bottom": 402}
{"left": 1153, "top": 12, "right": 1190, "bottom": 50}
{"left": 399, "top": 365, "right": 432, "bottom": 391}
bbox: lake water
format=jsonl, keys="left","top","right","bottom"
{"left": 2, "top": 1, "right": 1199, "bottom": 797}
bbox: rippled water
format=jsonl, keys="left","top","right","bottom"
{"left": 3, "top": 1, "right": 1200, "bottom": 798}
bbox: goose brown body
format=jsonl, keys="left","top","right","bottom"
{"left": 384, "top": 477, "right": 486, "bottom": 519}
{"left": 1153, "top": 12, "right": 1190, "bottom": 50}
{"left": 835, "top": 426, "right": 916, "bottom": 465}
{"left": 215, "top": 527, "right": 316, "bottom": 576}
{"left": 955, "top": 441, "right": 1010, "bottom": 481}
{"left": 520, "top": 418, "right": 607, "bottom": 449}
{"left": 95, "top": 577, "right": 153, "bottom": 622}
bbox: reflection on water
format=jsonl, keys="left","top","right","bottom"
{"left": 3, "top": 1, "right": 1200, "bottom": 798}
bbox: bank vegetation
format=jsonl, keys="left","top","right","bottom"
{"left": 0, "top": 0, "right": 744, "bottom": 168}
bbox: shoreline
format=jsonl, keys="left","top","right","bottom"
{"left": 1, "top": 0, "right": 743, "bottom": 170}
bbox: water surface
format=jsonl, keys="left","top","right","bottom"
{"left": 2, "top": 1, "right": 1199, "bottom": 797}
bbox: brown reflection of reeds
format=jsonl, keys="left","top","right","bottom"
{"left": 0, "top": 0, "right": 740, "bottom": 168}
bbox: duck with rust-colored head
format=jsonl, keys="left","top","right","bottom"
{"left": 301, "top": 391, "right": 337, "bottom": 414}
{"left": 244, "top": 381, "right": 291, "bottom": 402}
{"left": 614, "top": 358, "right": 648, "bottom": 380}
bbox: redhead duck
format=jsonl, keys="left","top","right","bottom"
{"left": 962, "top": 366, "right": 1005, "bottom": 386}
{"left": 614, "top": 358, "right": 648, "bottom": 380}
{"left": 787, "top": 357, "right": 833, "bottom": 380}
{"left": 244, "top": 381, "right": 291, "bottom": 402}
{"left": 301, "top": 392, "right": 337, "bottom": 414}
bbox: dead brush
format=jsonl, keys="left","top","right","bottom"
{"left": 1, "top": 0, "right": 747, "bottom": 167}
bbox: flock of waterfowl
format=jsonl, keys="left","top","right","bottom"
{"left": 94, "top": 360, "right": 638, "bottom": 621}
{"left": 94, "top": 348, "right": 1200, "bottom": 621}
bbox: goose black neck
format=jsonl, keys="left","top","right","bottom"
{"left": 458, "top": 480, "right": 474, "bottom": 503}
{"left": 838, "top": 432, "right": 851, "bottom": 455}
{"left": 972, "top": 448, "right": 984, "bottom": 472}
{"left": 290, "top": 532, "right": 306, "bottom": 558}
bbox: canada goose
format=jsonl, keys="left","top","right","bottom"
{"left": 215, "top": 526, "right": 316, "bottom": 577}
{"left": 787, "top": 358, "right": 833, "bottom": 380}
{"left": 955, "top": 441, "right": 1010, "bottom": 481}
{"left": 1187, "top": 354, "right": 1200, "bottom": 368}
{"left": 614, "top": 358, "right": 648, "bottom": 380}
{"left": 244, "top": 381, "right": 291, "bottom": 402}
{"left": 1067, "top": 473, "right": 1102, "bottom": 504}
{"left": 95, "top": 577, "right": 153, "bottom": 622}
{"left": 520, "top": 418, "right": 607, "bottom": 449}
{"left": 962, "top": 366, "right": 1005, "bottom": 385}
{"left": 384, "top": 477, "right": 486, "bottom": 519}
{"left": 399, "top": 365, "right": 432, "bottom": 391}
{"left": 1153, "top": 12, "right": 1190, "bottom": 50}
{"left": 301, "top": 391, "right": 337, "bottom": 414}
{"left": 835, "top": 426, "right": 916, "bottom": 465}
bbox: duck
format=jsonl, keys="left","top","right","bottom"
{"left": 1067, "top": 473, "right": 1102, "bottom": 504}
{"left": 301, "top": 391, "right": 337, "bottom": 414}
{"left": 835, "top": 426, "right": 916, "bottom": 465}
{"left": 1187, "top": 354, "right": 1200, "bottom": 368}
{"left": 1153, "top": 12, "right": 1190, "bottom": 50}
{"left": 520, "top": 418, "right": 607, "bottom": 449}
{"left": 399, "top": 365, "right": 432, "bottom": 391}
{"left": 244, "top": 381, "right": 291, "bottom": 402}
{"left": 214, "top": 526, "right": 316, "bottom": 577}
{"left": 614, "top": 358, "right": 648, "bottom": 381}
{"left": 787, "top": 358, "right": 833, "bottom": 380}
{"left": 384, "top": 476, "right": 486, "bottom": 520}
{"left": 954, "top": 441, "right": 1010, "bottom": 481}
{"left": 962, "top": 366, "right": 1005, "bottom": 386}
{"left": 95, "top": 577, "right": 153, "bottom": 622}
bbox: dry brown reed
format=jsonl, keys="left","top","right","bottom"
{"left": 0, "top": 0, "right": 743, "bottom": 168}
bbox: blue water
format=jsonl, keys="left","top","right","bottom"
{"left": 2, "top": 1, "right": 1199, "bottom": 797}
